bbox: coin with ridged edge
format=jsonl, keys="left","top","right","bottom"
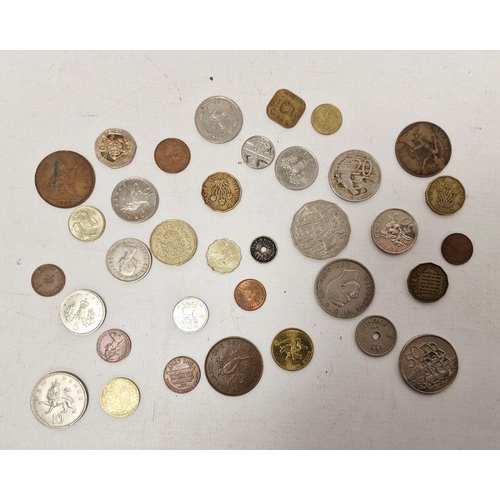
{"left": 234, "top": 279, "right": 266, "bottom": 311}
{"left": 173, "top": 297, "right": 209, "bottom": 333}
{"left": 100, "top": 378, "right": 140, "bottom": 418}
{"left": 271, "top": 328, "right": 314, "bottom": 371}
{"left": 96, "top": 329, "right": 132, "bottom": 363}
{"left": 371, "top": 208, "right": 418, "bottom": 254}
{"left": 407, "top": 262, "right": 448, "bottom": 303}
{"left": 111, "top": 177, "right": 159, "bottom": 223}
{"left": 106, "top": 238, "right": 152, "bottom": 282}
{"left": 60, "top": 289, "right": 106, "bottom": 334}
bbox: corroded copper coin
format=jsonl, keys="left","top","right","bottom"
{"left": 154, "top": 138, "right": 191, "bottom": 174}
{"left": 355, "top": 316, "right": 397, "bottom": 357}
{"left": 31, "top": 264, "right": 66, "bottom": 297}
{"left": 96, "top": 329, "right": 131, "bottom": 363}
{"left": 441, "top": 233, "right": 473, "bottom": 265}
{"left": 234, "top": 279, "right": 266, "bottom": 311}
{"left": 425, "top": 176, "right": 466, "bottom": 215}
{"left": 271, "top": 328, "right": 314, "bottom": 371}
{"left": 163, "top": 356, "right": 201, "bottom": 394}
{"left": 35, "top": 151, "right": 95, "bottom": 208}
{"left": 266, "top": 89, "right": 306, "bottom": 129}
{"left": 407, "top": 262, "right": 448, "bottom": 303}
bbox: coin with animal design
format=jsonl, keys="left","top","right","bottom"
{"left": 94, "top": 128, "right": 136, "bottom": 168}
{"left": 68, "top": 206, "right": 105, "bottom": 242}
{"left": 266, "top": 89, "right": 306, "bottom": 128}
{"left": 206, "top": 238, "right": 241, "bottom": 274}
{"left": 371, "top": 208, "right": 418, "bottom": 254}
{"left": 96, "top": 329, "right": 132, "bottom": 363}
{"left": 271, "top": 328, "right": 313, "bottom": 371}
{"left": 100, "top": 378, "right": 140, "bottom": 418}
{"left": 407, "top": 262, "right": 448, "bottom": 303}
{"left": 425, "top": 176, "right": 465, "bottom": 215}
{"left": 275, "top": 146, "right": 318, "bottom": 190}
{"left": 201, "top": 172, "right": 241, "bottom": 212}
{"left": 150, "top": 220, "right": 197, "bottom": 266}
{"left": 441, "top": 233, "right": 473, "bottom": 265}
{"left": 31, "top": 264, "right": 66, "bottom": 297}
{"left": 164, "top": 356, "right": 201, "bottom": 394}
{"left": 355, "top": 316, "right": 397, "bottom": 357}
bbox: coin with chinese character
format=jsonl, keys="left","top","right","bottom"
{"left": 407, "top": 263, "right": 448, "bottom": 303}
{"left": 371, "top": 208, "right": 418, "bottom": 254}
{"left": 96, "top": 329, "right": 132, "bottom": 363}
{"left": 271, "top": 328, "right": 313, "bottom": 371}
{"left": 100, "top": 378, "right": 140, "bottom": 418}
{"left": 234, "top": 279, "right": 266, "bottom": 311}
{"left": 150, "top": 220, "right": 197, "bottom": 266}
{"left": 241, "top": 135, "right": 275, "bottom": 169}
{"left": 201, "top": 172, "right": 241, "bottom": 212}
{"left": 164, "top": 356, "right": 201, "bottom": 394}
{"left": 106, "top": 238, "right": 152, "bottom": 282}
{"left": 154, "top": 138, "right": 191, "bottom": 173}
{"left": 68, "top": 206, "right": 105, "bottom": 242}
{"left": 250, "top": 236, "right": 277, "bottom": 263}
{"left": 355, "top": 316, "right": 397, "bottom": 357}
{"left": 31, "top": 264, "right": 66, "bottom": 297}
{"left": 95, "top": 128, "right": 136, "bottom": 168}
{"left": 425, "top": 176, "right": 465, "bottom": 215}
{"left": 60, "top": 289, "right": 106, "bottom": 334}
{"left": 275, "top": 146, "right": 318, "bottom": 190}
{"left": 173, "top": 297, "right": 209, "bottom": 333}
{"left": 206, "top": 238, "right": 241, "bottom": 274}
{"left": 266, "top": 89, "right": 306, "bottom": 129}
{"left": 311, "top": 103, "right": 342, "bottom": 135}
{"left": 441, "top": 233, "right": 473, "bottom": 265}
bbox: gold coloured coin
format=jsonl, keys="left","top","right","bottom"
{"left": 425, "top": 176, "right": 466, "bottom": 215}
{"left": 201, "top": 172, "right": 242, "bottom": 212}
{"left": 206, "top": 238, "right": 241, "bottom": 274}
{"left": 100, "top": 377, "right": 140, "bottom": 418}
{"left": 68, "top": 206, "right": 106, "bottom": 242}
{"left": 150, "top": 220, "right": 197, "bottom": 265}
{"left": 311, "top": 104, "right": 343, "bottom": 135}
{"left": 266, "top": 89, "right": 306, "bottom": 129}
{"left": 271, "top": 328, "right": 314, "bottom": 371}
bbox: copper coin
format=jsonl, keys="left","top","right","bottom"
{"left": 407, "top": 262, "right": 448, "bottom": 303}
{"left": 266, "top": 89, "right": 306, "bottom": 129}
{"left": 425, "top": 176, "right": 466, "bottom": 215}
{"left": 31, "top": 264, "right": 66, "bottom": 297}
{"left": 154, "top": 138, "right": 191, "bottom": 174}
{"left": 96, "top": 329, "right": 132, "bottom": 363}
{"left": 441, "top": 233, "right": 473, "bottom": 265}
{"left": 163, "top": 356, "right": 201, "bottom": 394}
{"left": 35, "top": 151, "right": 95, "bottom": 208}
{"left": 234, "top": 279, "right": 266, "bottom": 311}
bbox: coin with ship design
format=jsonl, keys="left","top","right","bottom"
{"left": 31, "top": 264, "right": 66, "bottom": 297}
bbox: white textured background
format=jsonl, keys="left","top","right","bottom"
{"left": 1, "top": 51, "right": 498, "bottom": 449}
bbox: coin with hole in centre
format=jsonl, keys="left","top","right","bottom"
{"left": 31, "top": 264, "right": 66, "bottom": 297}
{"left": 154, "top": 138, "right": 191, "bottom": 173}
{"left": 407, "top": 262, "right": 448, "bottom": 303}
{"left": 164, "top": 356, "right": 201, "bottom": 394}
{"left": 441, "top": 233, "right": 473, "bottom": 265}
{"left": 250, "top": 236, "right": 277, "bottom": 263}
{"left": 100, "top": 378, "right": 140, "bottom": 418}
{"left": 234, "top": 279, "right": 266, "bottom": 311}
{"left": 271, "top": 328, "right": 313, "bottom": 371}
{"left": 95, "top": 128, "right": 136, "bottom": 168}
{"left": 355, "top": 316, "right": 397, "bottom": 357}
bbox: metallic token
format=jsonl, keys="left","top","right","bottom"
{"left": 399, "top": 334, "right": 458, "bottom": 394}
{"left": 355, "top": 316, "right": 397, "bottom": 357}
{"left": 150, "top": 220, "right": 197, "bottom": 266}
{"left": 315, "top": 259, "right": 375, "bottom": 319}
{"left": 106, "top": 238, "right": 152, "bottom": 282}
{"left": 31, "top": 264, "right": 66, "bottom": 297}
{"left": 205, "top": 337, "right": 263, "bottom": 397}
{"left": 234, "top": 279, "right": 266, "bottom": 311}
{"left": 96, "top": 329, "right": 132, "bottom": 363}
{"left": 194, "top": 96, "right": 243, "bottom": 144}
{"left": 35, "top": 150, "right": 95, "bottom": 208}
{"left": 371, "top": 208, "right": 418, "bottom": 254}
{"left": 291, "top": 200, "right": 351, "bottom": 260}
{"left": 60, "top": 289, "right": 106, "bottom": 334}
{"left": 68, "top": 206, "right": 105, "bottom": 242}
{"left": 206, "top": 238, "right": 241, "bottom": 274}
{"left": 329, "top": 150, "right": 381, "bottom": 202}
{"left": 425, "top": 176, "right": 465, "bottom": 215}
{"left": 395, "top": 121, "right": 452, "bottom": 177}
{"left": 275, "top": 146, "right": 318, "bottom": 190}
{"left": 164, "top": 356, "right": 201, "bottom": 394}
{"left": 154, "top": 138, "right": 191, "bottom": 173}
{"left": 250, "top": 236, "right": 277, "bottom": 263}
{"left": 30, "top": 371, "right": 88, "bottom": 428}
{"left": 201, "top": 172, "right": 242, "bottom": 212}
{"left": 111, "top": 177, "right": 159, "bottom": 223}
{"left": 311, "top": 103, "right": 342, "bottom": 135}
{"left": 100, "top": 378, "right": 140, "bottom": 418}
{"left": 441, "top": 233, "right": 473, "bottom": 265}
{"left": 94, "top": 128, "right": 136, "bottom": 168}
{"left": 241, "top": 135, "right": 275, "bottom": 169}
{"left": 173, "top": 297, "right": 209, "bottom": 333}
{"left": 266, "top": 89, "right": 306, "bottom": 129}
{"left": 271, "top": 328, "right": 313, "bottom": 371}
{"left": 407, "top": 263, "right": 448, "bottom": 303}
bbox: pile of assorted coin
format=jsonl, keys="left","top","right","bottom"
{"left": 29, "top": 89, "right": 471, "bottom": 428}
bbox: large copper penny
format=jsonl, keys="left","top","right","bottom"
{"left": 441, "top": 233, "right": 473, "bottom": 265}
{"left": 96, "top": 329, "right": 132, "bottom": 363}
{"left": 234, "top": 279, "right": 266, "bottom": 311}
{"left": 205, "top": 337, "right": 263, "bottom": 397}
{"left": 407, "top": 262, "right": 448, "bottom": 303}
{"left": 425, "top": 176, "right": 466, "bottom": 215}
{"left": 266, "top": 89, "right": 306, "bottom": 129}
{"left": 271, "top": 328, "right": 314, "bottom": 371}
{"left": 154, "top": 138, "right": 191, "bottom": 174}
{"left": 31, "top": 264, "right": 66, "bottom": 297}
{"left": 163, "top": 356, "right": 201, "bottom": 394}
{"left": 35, "top": 151, "right": 95, "bottom": 208}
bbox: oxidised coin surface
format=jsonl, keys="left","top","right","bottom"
{"left": 250, "top": 236, "right": 277, "bottom": 263}
{"left": 425, "top": 176, "right": 465, "bottom": 215}
{"left": 68, "top": 206, "right": 106, "bottom": 242}
{"left": 173, "top": 296, "right": 209, "bottom": 333}
{"left": 60, "top": 289, "right": 106, "bottom": 334}
{"left": 150, "top": 220, "right": 197, "bottom": 266}
{"left": 106, "top": 238, "right": 152, "bottom": 282}
{"left": 154, "top": 138, "right": 191, "bottom": 173}
{"left": 164, "top": 356, "right": 201, "bottom": 394}
{"left": 31, "top": 264, "right": 66, "bottom": 297}
{"left": 266, "top": 89, "right": 306, "bottom": 129}
{"left": 234, "top": 279, "right": 266, "bottom": 311}
{"left": 355, "top": 316, "right": 397, "bottom": 357}
{"left": 100, "top": 378, "right": 140, "bottom": 418}
{"left": 206, "top": 238, "right": 241, "bottom": 274}
{"left": 271, "top": 328, "right": 313, "bottom": 371}
{"left": 241, "top": 135, "right": 275, "bottom": 169}
{"left": 96, "top": 329, "right": 132, "bottom": 363}
{"left": 407, "top": 263, "right": 448, "bottom": 303}
{"left": 275, "top": 146, "right": 318, "bottom": 190}
{"left": 441, "top": 233, "right": 473, "bottom": 265}
{"left": 111, "top": 177, "right": 159, "bottom": 223}
{"left": 311, "top": 103, "right": 342, "bottom": 135}
{"left": 371, "top": 208, "right": 418, "bottom": 254}
{"left": 201, "top": 172, "right": 242, "bottom": 212}
{"left": 94, "top": 128, "right": 136, "bottom": 168}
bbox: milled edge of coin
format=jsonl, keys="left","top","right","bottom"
{"left": 60, "top": 289, "right": 107, "bottom": 335}
{"left": 106, "top": 237, "right": 153, "bottom": 283}
{"left": 163, "top": 356, "right": 201, "bottom": 394}
{"left": 274, "top": 146, "right": 319, "bottom": 191}
{"left": 100, "top": 377, "right": 140, "bottom": 418}
{"left": 441, "top": 233, "right": 473, "bottom": 265}
{"left": 240, "top": 135, "right": 275, "bottom": 169}
{"left": 96, "top": 329, "right": 132, "bottom": 363}
{"left": 354, "top": 315, "right": 397, "bottom": 357}
{"left": 271, "top": 328, "right": 314, "bottom": 371}
{"left": 172, "top": 296, "right": 209, "bottom": 333}
{"left": 68, "top": 206, "right": 106, "bottom": 242}
{"left": 31, "top": 263, "right": 66, "bottom": 297}
{"left": 111, "top": 177, "right": 159, "bottom": 223}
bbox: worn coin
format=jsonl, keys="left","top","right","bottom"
{"left": 164, "top": 356, "right": 201, "bottom": 394}
{"left": 206, "top": 238, "right": 241, "bottom": 274}
{"left": 31, "top": 264, "right": 66, "bottom": 297}
{"left": 173, "top": 296, "right": 209, "bottom": 333}
{"left": 96, "top": 329, "right": 132, "bottom": 363}
{"left": 205, "top": 337, "right": 263, "bottom": 397}
{"left": 407, "top": 263, "right": 448, "bottom": 303}
{"left": 395, "top": 121, "right": 452, "bottom": 177}
{"left": 271, "top": 328, "right": 313, "bottom": 371}
{"left": 106, "top": 238, "right": 152, "bottom": 282}
{"left": 94, "top": 128, "right": 136, "bottom": 168}
{"left": 266, "top": 89, "right": 306, "bottom": 129}
{"left": 100, "top": 378, "right": 140, "bottom": 418}
{"left": 311, "top": 103, "right": 342, "bottom": 135}
{"left": 154, "top": 138, "right": 191, "bottom": 173}
{"left": 329, "top": 150, "right": 381, "bottom": 202}
{"left": 399, "top": 335, "right": 458, "bottom": 394}
{"left": 425, "top": 176, "right": 465, "bottom": 215}
{"left": 250, "top": 236, "right": 277, "bottom": 263}
{"left": 194, "top": 96, "right": 243, "bottom": 144}
{"left": 355, "top": 316, "right": 397, "bottom": 357}
{"left": 441, "top": 233, "right": 473, "bottom": 265}
{"left": 150, "top": 220, "right": 197, "bottom": 266}
{"left": 68, "top": 206, "right": 105, "bottom": 242}
{"left": 201, "top": 172, "right": 242, "bottom": 212}
{"left": 234, "top": 279, "right": 266, "bottom": 311}
{"left": 111, "top": 177, "right": 159, "bottom": 223}
{"left": 30, "top": 371, "right": 88, "bottom": 428}
{"left": 275, "top": 146, "right": 318, "bottom": 190}
{"left": 241, "top": 135, "right": 275, "bottom": 169}
{"left": 315, "top": 259, "right": 375, "bottom": 319}
{"left": 371, "top": 208, "right": 418, "bottom": 254}
{"left": 35, "top": 150, "right": 95, "bottom": 208}
{"left": 60, "top": 289, "right": 106, "bottom": 334}
{"left": 291, "top": 200, "right": 351, "bottom": 260}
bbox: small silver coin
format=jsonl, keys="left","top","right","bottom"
{"left": 250, "top": 236, "right": 277, "bottom": 263}
{"left": 60, "top": 289, "right": 106, "bottom": 334}
{"left": 371, "top": 208, "right": 418, "bottom": 254}
{"left": 275, "top": 146, "right": 318, "bottom": 190}
{"left": 241, "top": 136, "right": 275, "bottom": 169}
{"left": 106, "top": 238, "right": 152, "bottom": 283}
{"left": 172, "top": 297, "right": 209, "bottom": 333}
{"left": 111, "top": 177, "right": 159, "bottom": 223}
{"left": 355, "top": 315, "right": 397, "bottom": 357}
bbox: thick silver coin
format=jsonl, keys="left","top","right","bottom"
{"left": 173, "top": 296, "right": 209, "bottom": 333}
{"left": 275, "top": 146, "right": 318, "bottom": 190}
{"left": 355, "top": 315, "right": 397, "bottom": 356}
{"left": 60, "top": 289, "right": 106, "bottom": 334}
{"left": 371, "top": 208, "right": 418, "bottom": 254}
{"left": 111, "top": 177, "right": 159, "bottom": 223}
{"left": 106, "top": 238, "right": 152, "bottom": 283}
{"left": 241, "top": 135, "right": 275, "bottom": 169}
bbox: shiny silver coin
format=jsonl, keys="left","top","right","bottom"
{"left": 241, "top": 135, "right": 275, "bottom": 169}
{"left": 371, "top": 208, "right": 418, "bottom": 254}
{"left": 106, "top": 238, "right": 152, "bottom": 283}
{"left": 60, "top": 289, "right": 106, "bottom": 334}
{"left": 355, "top": 315, "right": 397, "bottom": 357}
{"left": 111, "top": 177, "right": 159, "bottom": 223}
{"left": 275, "top": 146, "right": 318, "bottom": 190}
{"left": 250, "top": 236, "right": 277, "bottom": 263}
{"left": 173, "top": 296, "right": 209, "bottom": 333}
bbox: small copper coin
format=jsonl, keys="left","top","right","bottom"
{"left": 163, "top": 356, "right": 201, "bottom": 394}
{"left": 271, "top": 328, "right": 314, "bottom": 371}
{"left": 234, "top": 279, "right": 266, "bottom": 311}
{"left": 355, "top": 316, "right": 397, "bottom": 357}
{"left": 407, "top": 262, "right": 448, "bottom": 303}
{"left": 35, "top": 151, "right": 95, "bottom": 208}
{"left": 31, "top": 264, "right": 66, "bottom": 297}
{"left": 441, "top": 233, "right": 473, "bottom": 265}
{"left": 425, "top": 176, "right": 466, "bottom": 215}
{"left": 154, "top": 138, "right": 191, "bottom": 174}
{"left": 96, "top": 329, "right": 132, "bottom": 363}
{"left": 266, "top": 89, "right": 306, "bottom": 129}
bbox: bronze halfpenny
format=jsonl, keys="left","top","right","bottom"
{"left": 154, "top": 138, "right": 191, "bottom": 174}
{"left": 234, "top": 279, "right": 266, "bottom": 311}
{"left": 266, "top": 89, "right": 306, "bottom": 129}
{"left": 96, "top": 329, "right": 132, "bottom": 363}
{"left": 441, "top": 233, "right": 473, "bottom": 265}
{"left": 407, "top": 262, "right": 448, "bottom": 303}
{"left": 31, "top": 264, "right": 66, "bottom": 297}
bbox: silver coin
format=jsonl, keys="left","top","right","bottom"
{"left": 111, "top": 177, "right": 159, "bottom": 223}
{"left": 106, "top": 238, "right": 152, "bottom": 283}
{"left": 328, "top": 150, "right": 381, "bottom": 202}
{"left": 355, "top": 315, "right": 397, "bottom": 357}
{"left": 194, "top": 96, "right": 243, "bottom": 144}
{"left": 275, "top": 146, "right": 318, "bottom": 190}
{"left": 60, "top": 289, "right": 106, "bottom": 334}
{"left": 241, "top": 135, "right": 275, "bottom": 169}
{"left": 315, "top": 259, "right": 375, "bottom": 319}
{"left": 30, "top": 371, "right": 88, "bottom": 428}
{"left": 172, "top": 296, "right": 209, "bottom": 333}
{"left": 94, "top": 128, "right": 137, "bottom": 169}
{"left": 290, "top": 200, "right": 351, "bottom": 260}
{"left": 371, "top": 208, "right": 418, "bottom": 254}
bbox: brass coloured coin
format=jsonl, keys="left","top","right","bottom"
{"left": 425, "top": 176, "right": 466, "bottom": 215}
{"left": 311, "top": 103, "right": 342, "bottom": 135}
{"left": 100, "top": 377, "right": 140, "bottom": 418}
{"left": 271, "top": 328, "right": 313, "bottom": 371}
{"left": 68, "top": 206, "right": 106, "bottom": 242}
{"left": 150, "top": 220, "right": 197, "bottom": 266}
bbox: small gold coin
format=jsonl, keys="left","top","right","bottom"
{"left": 201, "top": 172, "right": 242, "bottom": 212}
{"left": 266, "top": 89, "right": 306, "bottom": 129}
{"left": 100, "top": 377, "right": 140, "bottom": 418}
{"left": 68, "top": 206, "right": 106, "bottom": 242}
{"left": 206, "top": 238, "right": 241, "bottom": 274}
{"left": 311, "top": 104, "right": 343, "bottom": 135}
{"left": 425, "top": 176, "right": 466, "bottom": 215}
{"left": 150, "top": 220, "right": 197, "bottom": 265}
{"left": 271, "top": 328, "right": 314, "bottom": 371}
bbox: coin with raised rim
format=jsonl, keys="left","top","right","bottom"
{"left": 206, "top": 238, "right": 241, "bottom": 274}
{"left": 94, "top": 128, "right": 136, "bottom": 168}
{"left": 441, "top": 233, "right": 473, "bottom": 265}
{"left": 275, "top": 146, "right": 318, "bottom": 190}
{"left": 250, "top": 236, "right": 277, "bottom": 263}
{"left": 311, "top": 103, "right": 342, "bottom": 135}
{"left": 154, "top": 138, "right": 191, "bottom": 173}
{"left": 173, "top": 297, "right": 209, "bottom": 333}
{"left": 266, "top": 89, "right": 306, "bottom": 129}
{"left": 234, "top": 279, "right": 266, "bottom": 311}
{"left": 111, "top": 177, "right": 159, "bottom": 223}
{"left": 68, "top": 206, "right": 105, "bottom": 242}
{"left": 101, "top": 378, "right": 140, "bottom": 418}
{"left": 201, "top": 172, "right": 242, "bottom": 212}
{"left": 371, "top": 208, "right": 418, "bottom": 254}
{"left": 31, "top": 264, "right": 66, "bottom": 297}
{"left": 106, "top": 238, "right": 152, "bottom": 282}
{"left": 425, "top": 176, "right": 465, "bottom": 215}
{"left": 150, "top": 220, "right": 197, "bottom": 266}
{"left": 164, "top": 356, "right": 201, "bottom": 394}
{"left": 241, "top": 135, "right": 275, "bottom": 169}
{"left": 355, "top": 316, "right": 397, "bottom": 357}
{"left": 407, "top": 262, "right": 448, "bottom": 303}
{"left": 60, "top": 289, "right": 106, "bottom": 334}
{"left": 271, "top": 328, "right": 314, "bottom": 371}
{"left": 96, "top": 329, "right": 132, "bottom": 363}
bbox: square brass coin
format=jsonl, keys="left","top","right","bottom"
{"left": 266, "top": 89, "right": 306, "bottom": 128}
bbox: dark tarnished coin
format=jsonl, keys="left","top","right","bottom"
{"left": 163, "top": 356, "right": 201, "bottom": 394}
{"left": 205, "top": 337, "right": 263, "bottom": 397}
{"left": 399, "top": 334, "right": 458, "bottom": 394}
{"left": 31, "top": 264, "right": 66, "bottom": 297}
{"left": 35, "top": 151, "right": 95, "bottom": 208}
{"left": 250, "top": 236, "right": 277, "bottom": 263}
{"left": 234, "top": 279, "right": 266, "bottom": 311}
{"left": 425, "top": 176, "right": 466, "bottom": 215}
{"left": 154, "top": 138, "right": 191, "bottom": 174}
{"left": 96, "top": 329, "right": 132, "bottom": 363}
{"left": 271, "top": 328, "right": 313, "bottom": 371}
{"left": 407, "top": 263, "right": 448, "bottom": 303}
{"left": 266, "top": 89, "right": 306, "bottom": 129}
{"left": 355, "top": 316, "right": 397, "bottom": 357}
{"left": 395, "top": 121, "right": 452, "bottom": 177}
{"left": 441, "top": 233, "right": 473, "bottom": 265}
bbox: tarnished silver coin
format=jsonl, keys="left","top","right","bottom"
{"left": 194, "top": 96, "right": 243, "bottom": 144}
{"left": 291, "top": 200, "right": 351, "bottom": 260}
{"left": 111, "top": 177, "right": 159, "bottom": 223}
{"left": 275, "top": 146, "right": 318, "bottom": 190}
{"left": 68, "top": 206, "right": 106, "bottom": 242}
{"left": 355, "top": 316, "right": 397, "bottom": 357}
{"left": 315, "top": 259, "right": 375, "bottom": 318}
{"left": 173, "top": 296, "right": 209, "bottom": 333}
{"left": 250, "top": 236, "right": 277, "bottom": 263}
{"left": 60, "top": 289, "right": 106, "bottom": 334}
{"left": 95, "top": 128, "right": 137, "bottom": 168}
{"left": 106, "top": 238, "right": 152, "bottom": 283}
{"left": 329, "top": 150, "right": 381, "bottom": 202}
{"left": 241, "top": 135, "right": 275, "bottom": 169}
{"left": 30, "top": 371, "right": 88, "bottom": 428}
{"left": 371, "top": 208, "right": 418, "bottom": 254}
